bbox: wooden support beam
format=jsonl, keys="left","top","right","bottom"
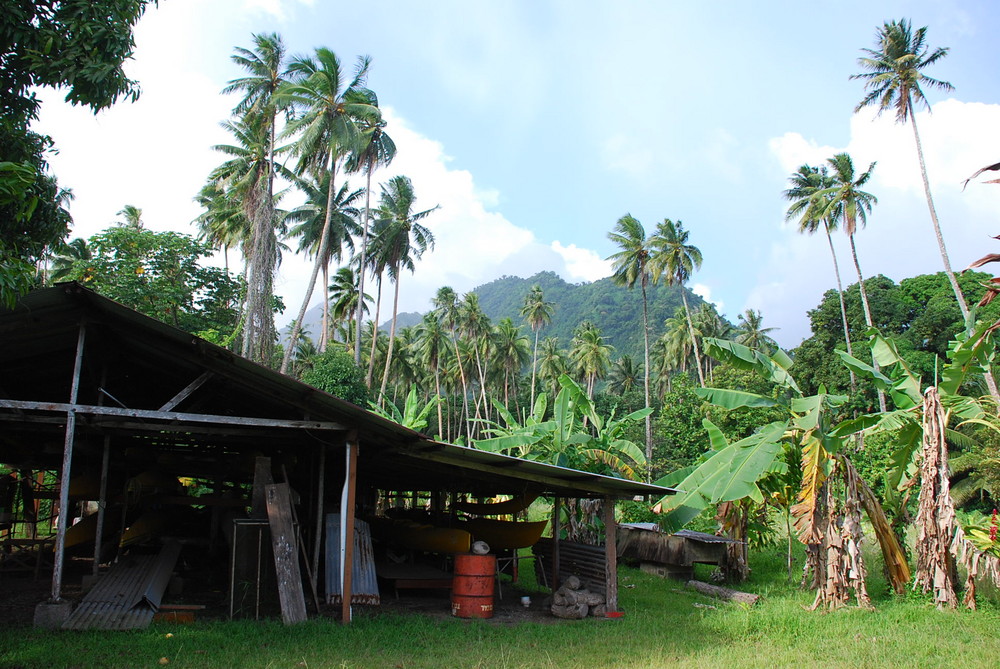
{"left": 0, "top": 399, "right": 346, "bottom": 431}
{"left": 551, "top": 496, "right": 561, "bottom": 592}
{"left": 603, "top": 495, "right": 618, "bottom": 613}
{"left": 92, "top": 436, "right": 111, "bottom": 575}
{"left": 159, "top": 372, "right": 212, "bottom": 411}
{"left": 51, "top": 320, "right": 86, "bottom": 602}
{"left": 312, "top": 443, "right": 326, "bottom": 586}
{"left": 341, "top": 431, "right": 358, "bottom": 624}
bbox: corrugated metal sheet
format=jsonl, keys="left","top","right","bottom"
{"left": 63, "top": 541, "right": 182, "bottom": 630}
{"left": 674, "top": 529, "right": 741, "bottom": 544}
{"left": 325, "top": 516, "right": 379, "bottom": 606}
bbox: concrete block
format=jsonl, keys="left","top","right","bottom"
{"left": 34, "top": 600, "right": 73, "bottom": 629}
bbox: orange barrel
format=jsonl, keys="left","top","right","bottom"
{"left": 451, "top": 553, "right": 496, "bottom": 618}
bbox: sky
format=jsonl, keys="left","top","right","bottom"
{"left": 32, "top": 0, "right": 1000, "bottom": 349}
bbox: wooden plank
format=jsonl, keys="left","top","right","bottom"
{"left": 251, "top": 457, "right": 273, "bottom": 519}
{"left": 603, "top": 497, "right": 618, "bottom": 612}
{"left": 158, "top": 372, "right": 212, "bottom": 411}
{"left": 265, "top": 482, "right": 307, "bottom": 624}
{"left": 0, "top": 399, "right": 346, "bottom": 431}
{"left": 341, "top": 435, "right": 358, "bottom": 623}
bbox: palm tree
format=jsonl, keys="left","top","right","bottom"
{"left": 492, "top": 317, "right": 530, "bottom": 409}
{"left": 694, "top": 303, "right": 730, "bottom": 384}
{"left": 817, "top": 152, "right": 886, "bottom": 411}
{"left": 736, "top": 309, "right": 778, "bottom": 353}
{"left": 372, "top": 175, "right": 437, "bottom": 400}
{"left": 519, "top": 284, "right": 555, "bottom": 410}
{"left": 458, "top": 292, "right": 492, "bottom": 428}
{"left": 286, "top": 174, "right": 363, "bottom": 351}
{"left": 537, "top": 337, "right": 568, "bottom": 398}
{"left": 416, "top": 312, "right": 449, "bottom": 437}
{"left": 783, "top": 163, "right": 857, "bottom": 391}
{"left": 607, "top": 213, "right": 658, "bottom": 465}
{"left": 346, "top": 116, "right": 396, "bottom": 364}
{"left": 651, "top": 218, "right": 705, "bottom": 387}
{"left": 328, "top": 266, "right": 369, "bottom": 348}
{"left": 116, "top": 204, "right": 144, "bottom": 229}
{"left": 852, "top": 19, "right": 967, "bottom": 318}
{"left": 569, "top": 321, "right": 613, "bottom": 398}
{"left": 608, "top": 354, "right": 642, "bottom": 395}
{"left": 433, "top": 286, "right": 471, "bottom": 438}
{"left": 50, "top": 238, "right": 92, "bottom": 283}
{"left": 277, "top": 49, "right": 379, "bottom": 374}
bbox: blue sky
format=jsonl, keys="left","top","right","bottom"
{"left": 34, "top": 0, "right": 1000, "bottom": 348}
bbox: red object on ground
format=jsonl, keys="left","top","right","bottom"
{"left": 605, "top": 611, "right": 625, "bottom": 618}
{"left": 452, "top": 554, "right": 496, "bottom": 618}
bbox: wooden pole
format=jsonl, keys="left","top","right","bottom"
{"left": 551, "top": 496, "right": 561, "bottom": 591}
{"left": 340, "top": 431, "right": 359, "bottom": 623}
{"left": 92, "top": 436, "right": 111, "bottom": 575}
{"left": 312, "top": 443, "right": 326, "bottom": 584}
{"left": 603, "top": 495, "right": 618, "bottom": 612}
{"left": 51, "top": 320, "right": 86, "bottom": 602}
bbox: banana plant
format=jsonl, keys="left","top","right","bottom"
{"left": 369, "top": 385, "right": 443, "bottom": 434}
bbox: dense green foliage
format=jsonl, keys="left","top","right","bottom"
{"left": 301, "top": 349, "right": 370, "bottom": 406}
{"left": 0, "top": 0, "right": 154, "bottom": 307}
{"left": 57, "top": 226, "right": 242, "bottom": 334}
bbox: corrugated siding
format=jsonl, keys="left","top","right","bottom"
{"left": 325, "top": 516, "right": 380, "bottom": 605}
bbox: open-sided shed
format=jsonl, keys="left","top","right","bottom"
{"left": 0, "top": 283, "right": 673, "bottom": 624}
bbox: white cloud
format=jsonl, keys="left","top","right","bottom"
{"left": 691, "top": 283, "right": 723, "bottom": 313}
{"left": 551, "top": 242, "right": 612, "bottom": 283}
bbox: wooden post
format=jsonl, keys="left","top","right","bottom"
{"left": 312, "top": 442, "right": 326, "bottom": 583}
{"left": 92, "top": 436, "right": 111, "bottom": 575}
{"left": 51, "top": 321, "right": 86, "bottom": 602}
{"left": 603, "top": 495, "right": 618, "bottom": 612}
{"left": 265, "top": 482, "right": 308, "bottom": 624}
{"left": 340, "top": 431, "right": 359, "bottom": 623}
{"left": 551, "top": 496, "right": 561, "bottom": 591}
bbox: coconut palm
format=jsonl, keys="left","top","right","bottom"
{"left": 694, "top": 303, "right": 731, "bottom": 383}
{"left": 492, "top": 317, "right": 531, "bottom": 409}
{"left": 277, "top": 49, "right": 379, "bottom": 373}
{"left": 372, "top": 175, "right": 437, "bottom": 401}
{"left": 328, "top": 266, "right": 369, "bottom": 348}
{"left": 346, "top": 116, "right": 396, "bottom": 364}
{"left": 458, "top": 291, "right": 492, "bottom": 429}
{"left": 416, "top": 312, "right": 449, "bottom": 437}
{"left": 783, "top": 163, "right": 857, "bottom": 390}
{"left": 569, "top": 321, "right": 613, "bottom": 398}
{"left": 537, "top": 337, "right": 568, "bottom": 398}
{"left": 50, "top": 238, "right": 92, "bottom": 283}
{"left": 651, "top": 218, "right": 705, "bottom": 386}
{"left": 116, "top": 204, "right": 144, "bottom": 229}
{"left": 607, "top": 213, "right": 658, "bottom": 465}
{"left": 433, "top": 286, "right": 471, "bottom": 438}
{"left": 286, "top": 174, "right": 363, "bottom": 351}
{"left": 816, "top": 153, "right": 887, "bottom": 411}
{"left": 520, "top": 284, "right": 555, "bottom": 409}
{"left": 736, "top": 309, "right": 778, "bottom": 353}
{"left": 852, "top": 19, "right": 967, "bottom": 318}
{"left": 608, "top": 354, "right": 643, "bottom": 396}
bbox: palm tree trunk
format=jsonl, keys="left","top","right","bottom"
{"left": 319, "top": 262, "right": 330, "bottom": 353}
{"left": 680, "top": 291, "right": 706, "bottom": 387}
{"left": 281, "top": 160, "right": 337, "bottom": 374}
{"left": 848, "top": 233, "right": 887, "bottom": 413}
{"left": 530, "top": 327, "right": 540, "bottom": 410}
{"left": 825, "top": 225, "right": 857, "bottom": 393}
{"left": 379, "top": 271, "right": 401, "bottom": 403}
{"left": 641, "top": 281, "right": 653, "bottom": 479}
{"left": 354, "top": 166, "right": 374, "bottom": 364}
{"left": 434, "top": 365, "right": 443, "bottom": 439}
{"left": 366, "top": 277, "right": 383, "bottom": 386}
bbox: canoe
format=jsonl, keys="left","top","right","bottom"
{"left": 464, "top": 518, "right": 548, "bottom": 550}
{"left": 452, "top": 493, "right": 539, "bottom": 516}
{"left": 370, "top": 517, "right": 472, "bottom": 554}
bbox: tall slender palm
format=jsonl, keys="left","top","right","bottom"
{"left": 519, "top": 284, "right": 555, "bottom": 410}
{"left": 346, "top": 117, "right": 396, "bottom": 364}
{"left": 328, "top": 266, "right": 369, "bottom": 348}
{"left": 458, "top": 292, "right": 492, "bottom": 428}
{"left": 693, "top": 303, "right": 730, "bottom": 384}
{"left": 608, "top": 354, "right": 642, "bottom": 395}
{"left": 492, "top": 317, "right": 530, "bottom": 409}
{"left": 50, "top": 238, "right": 92, "bottom": 283}
{"left": 736, "top": 309, "right": 778, "bottom": 353}
{"left": 817, "top": 153, "right": 886, "bottom": 411}
{"left": 651, "top": 218, "right": 705, "bottom": 387}
{"left": 416, "top": 312, "right": 449, "bottom": 437}
{"left": 277, "top": 49, "right": 379, "bottom": 373}
{"left": 852, "top": 19, "right": 966, "bottom": 318}
{"left": 286, "top": 174, "right": 363, "bottom": 351}
{"left": 116, "top": 204, "right": 144, "bottom": 229}
{"left": 607, "top": 214, "right": 658, "bottom": 465}
{"left": 372, "top": 175, "right": 437, "bottom": 400}
{"left": 194, "top": 180, "right": 246, "bottom": 272}
{"left": 783, "top": 164, "right": 857, "bottom": 390}
{"left": 433, "top": 286, "right": 471, "bottom": 438}
{"left": 569, "top": 321, "right": 613, "bottom": 398}
{"left": 536, "top": 337, "right": 568, "bottom": 398}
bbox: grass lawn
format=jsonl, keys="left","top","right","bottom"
{"left": 3, "top": 543, "right": 1000, "bottom": 669}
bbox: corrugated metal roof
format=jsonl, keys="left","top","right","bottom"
{"left": 0, "top": 284, "right": 675, "bottom": 499}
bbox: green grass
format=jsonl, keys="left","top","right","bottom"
{"left": 4, "top": 545, "right": 1000, "bottom": 669}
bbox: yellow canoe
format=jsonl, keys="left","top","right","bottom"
{"left": 464, "top": 518, "right": 548, "bottom": 550}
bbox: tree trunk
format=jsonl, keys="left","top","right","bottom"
{"left": 366, "top": 277, "right": 383, "bottom": 386}
{"left": 379, "top": 271, "right": 401, "bottom": 403}
{"left": 281, "top": 160, "right": 337, "bottom": 374}
{"left": 530, "top": 326, "right": 540, "bottom": 410}
{"left": 354, "top": 167, "right": 374, "bottom": 364}
{"left": 848, "top": 233, "right": 886, "bottom": 413}
{"left": 680, "top": 290, "right": 705, "bottom": 387}
{"left": 641, "top": 280, "right": 653, "bottom": 480}
{"left": 825, "top": 224, "right": 856, "bottom": 392}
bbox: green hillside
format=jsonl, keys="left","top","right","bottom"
{"left": 471, "top": 271, "right": 710, "bottom": 360}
